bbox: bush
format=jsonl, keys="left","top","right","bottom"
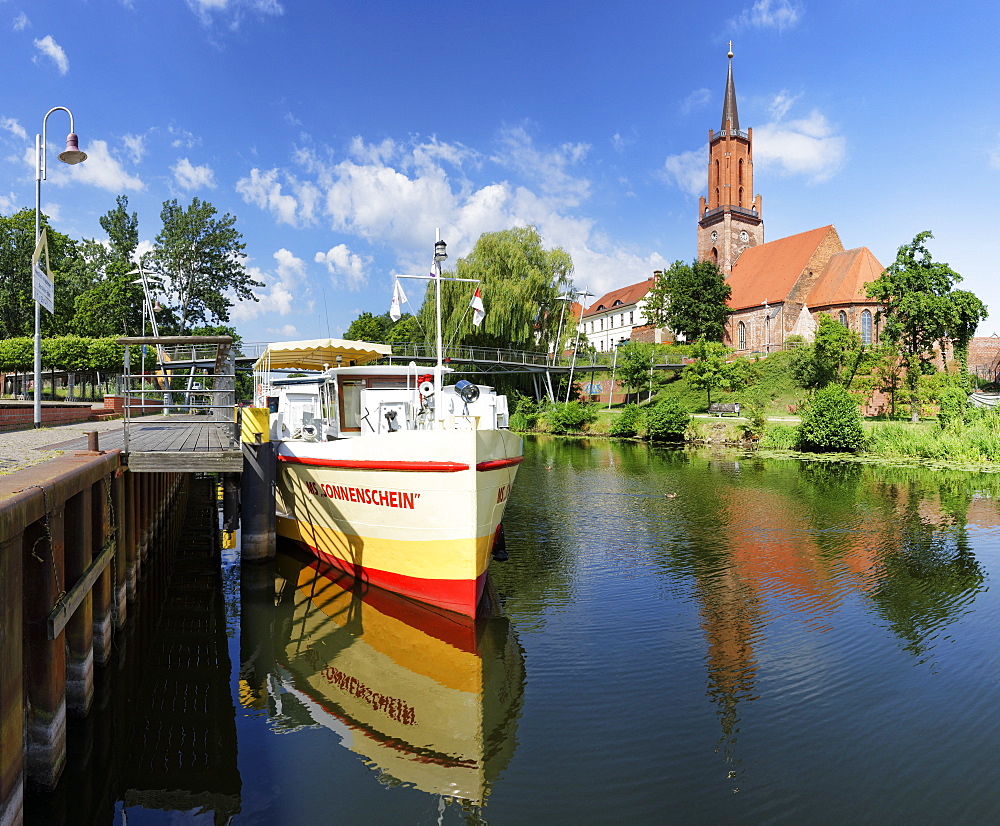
{"left": 545, "top": 401, "right": 598, "bottom": 434}
{"left": 645, "top": 398, "right": 690, "bottom": 442}
{"left": 509, "top": 392, "right": 540, "bottom": 431}
{"left": 796, "top": 384, "right": 865, "bottom": 452}
{"left": 739, "top": 387, "right": 769, "bottom": 440}
{"left": 609, "top": 403, "right": 642, "bottom": 438}
{"left": 937, "top": 384, "right": 968, "bottom": 429}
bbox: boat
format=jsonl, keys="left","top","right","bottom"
{"left": 252, "top": 336, "right": 522, "bottom": 617}
{"left": 243, "top": 549, "right": 524, "bottom": 805}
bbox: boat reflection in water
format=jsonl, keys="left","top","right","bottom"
{"left": 259, "top": 545, "right": 525, "bottom": 806}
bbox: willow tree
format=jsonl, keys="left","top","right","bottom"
{"left": 418, "top": 226, "right": 574, "bottom": 352}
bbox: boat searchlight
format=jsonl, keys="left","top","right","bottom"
{"left": 455, "top": 380, "right": 480, "bottom": 404}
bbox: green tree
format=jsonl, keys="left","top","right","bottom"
{"left": 418, "top": 226, "right": 573, "bottom": 351}
{"left": 866, "top": 231, "right": 988, "bottom": 422}
{"left": 615, "top": 342, "right": 656, "bottom": 402}
{"left": 792, "top": 314, "right": 864, "bottom": 390}
{"left": 643, "top": 259, "right": 731, "bottom": 341}
{"left": 684, "top": 339, "right": 747, "bottom": 407}
{"left": 0, "top": 208, "right": 83, "bottom": 338}
{"left": 150, "top": 197, "right": 261, "bottom": 332}
{"left": 346, "top": 311, "right": 392, "bottom": 342}
{"left": 645, "top": 398, "right": 690, "bottom": 441}
{"left": 795, "top": 383, "right": 865, "bottom": 452}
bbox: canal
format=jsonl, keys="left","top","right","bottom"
{"left": 25, "top": 437, "right": 1000, "bottom": 823}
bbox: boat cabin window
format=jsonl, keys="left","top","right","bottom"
{"left": 340, "top": 381, "right": 363, "bottom": 432}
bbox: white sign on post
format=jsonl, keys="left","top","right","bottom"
{"left": 32, "top": 228, "right": 54, "bottom": 314}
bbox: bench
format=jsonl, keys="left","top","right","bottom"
{"left": 708, "top": 402, "right": 740, "bottom": 417}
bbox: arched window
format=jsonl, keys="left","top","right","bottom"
{"left": 861, "top": 310, "right": 873, "bottom": 345}
{"left": 738, "top": 321, "right": 747, "bottom": 351}
{"left": 712, "top": 247, "right": 718, "bottom": 264}
{"left": 738, "top": 158, "right": 743, "bottom": 186}
{"left": 738, "top": 187, "right": 744, "bottom": 207}
{"left": 715, "top": 159, "right": 720, "bottom": 191}
{"left": 838, "top": 310, "right": 848, "bottom": 327}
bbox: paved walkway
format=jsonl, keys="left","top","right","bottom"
{"left": 0, "top": 418, "right": 129, "bottom": 476}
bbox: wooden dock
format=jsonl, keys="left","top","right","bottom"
{"left": 114, "top": 416, "right": 243, "bottom": 472}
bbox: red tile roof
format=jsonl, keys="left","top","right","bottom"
{"left": 807, "top": 247, "right": 885, "bottom": 308}
{"left": 583, "top": 278, "right": 654, "bottom": 318}
{"left": 727, "top": 226, "right": 834, "bottom": 311}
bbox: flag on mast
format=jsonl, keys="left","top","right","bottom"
{"left": 470, "top": 287, "right": 485, "bottom": 327}
{"left": 389, "top": 278, "right": 407, "bottom": 322}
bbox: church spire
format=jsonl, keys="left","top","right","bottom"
{"left": 721, "top": 43, "right": 739, "bottom": 132}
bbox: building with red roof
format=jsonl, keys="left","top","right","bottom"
{"left": 698, "top": 49, "right": 885, "bottom": 353}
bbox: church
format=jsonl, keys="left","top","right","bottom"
{"left": 698, "top": 46, "right": 885, "bottom": 353}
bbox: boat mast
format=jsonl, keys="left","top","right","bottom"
{"left": 433, "top": 230, "right": 447, "bottom": 428}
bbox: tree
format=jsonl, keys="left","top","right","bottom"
{"left": 792, "top": 314, "right": 864, "bottom": 391}
{"left": 866, "top": 231, "right": 988, "bottom": 422}
{"left": 0, "top": 208, "right": 82, "bottom": 338}
{"left": 71, "top": 196, "right": 146, "bottom": 337}
{"left": 345, "top": 311, "right": 392, "bottom": 342}
{"left": 645, "top": 398, "right": 690, "bottom": 441}
{"left": 417, "top": 226, "right": 574, "bottom": 351}
{"left": 615, "top": 342, "right": 657, "bottom": 403}
{"left": 684, "top": 339, "right": 747, "bottom": 407}
{"left": 643, "top": 259, "right": 731, "bottom": 341}
{"left": 149, "top": 197, "right": 261, "bottom": 332}
{"left": 796, "top": 383, "right": 865, "bottom": 452}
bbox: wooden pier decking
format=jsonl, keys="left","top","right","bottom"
{"left": 116, "top": 416, "right": 243, "bottom": 472}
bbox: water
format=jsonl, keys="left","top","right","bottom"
{"left": 26, "top": 440, "right": 1000, "bottom": 823}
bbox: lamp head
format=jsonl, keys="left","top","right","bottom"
{"left": 58, "top": 133, "right": 87, "bottom": 165}
{"left": 433, "top": 239, "right": 448, "bottom": 263}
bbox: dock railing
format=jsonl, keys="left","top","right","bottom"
{"left": 116, "top": 336, "right": 238, "bottom": 454}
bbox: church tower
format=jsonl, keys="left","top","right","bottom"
{"left": 697, "top": 46, "right": 763, "bottom": 275}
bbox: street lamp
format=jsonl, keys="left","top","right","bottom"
{"left": 607, "top": 338, "right": 628, "bottom": 410}
{"left": 564, "top": 288, "right": 593, "bottom": 403}
{"left": 551, "top": 292, "right": 574, "bottom": 366}
{"left": 34, "top": 107, "right": 87, "bottom": 428}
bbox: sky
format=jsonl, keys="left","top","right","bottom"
{"left": 3, "top": 0, "right": 1000, "bottom": 344}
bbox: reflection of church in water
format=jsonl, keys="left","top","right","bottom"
{"left": 698, "top": 47, "right": 885, "bottom": 354}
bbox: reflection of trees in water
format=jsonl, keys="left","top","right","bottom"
{"left": 866, "top": 477, "right": 985, "bottom": 659}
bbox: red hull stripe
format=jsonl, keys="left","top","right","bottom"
{"left": 475, "top": 456, "right": 523, "bottom": 471}
{"left": 299, "top": 541, "right": 487, "bottom": 617}
{"left": 278, "top": 454, "right": 470, "bottom": 472}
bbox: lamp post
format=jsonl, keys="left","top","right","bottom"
{"left": 34, "top": 107, "right": 87, "bottom": 428}
{"left": 433, "top": 233, "right": 448, "bottom": 420}
{"left": 551, "top": 292, "right": 573, "bottom": 366}
{"left": 607, "top": 338, "right": 627, "bottom": 410}
{"left": 564, "top": 288, "right": 593, "bottom": 403}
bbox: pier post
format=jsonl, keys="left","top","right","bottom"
{"left": 23, "top": 505, "right": 67, "bottom": 789}
{"left": 0, "top": 532, "right": 24, "bottom": 826}
{"left": 91, "top": 476, "right": 113, "bottom": 665}
{"left": 112, "top": 469, "right": 128, "bottom": 630}
{"left": 65, "top": 488, "right": 95, "bottom": 717}
{"left": 240, "top": 408, "right": 275, "bottom": 561}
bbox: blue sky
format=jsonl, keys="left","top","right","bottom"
{"left": 3, "top": 0, "right": 1000, "bottom": 343}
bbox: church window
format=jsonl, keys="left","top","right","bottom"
{"left": 738, "top": 158, "right": 743, "bottom": 186}
{"left": 738, "top": 321, "right": 747, "bottom": 351}
{"left": 838, "top": 311, "right": 848, "bottom": 327}
{"left": 861, "top": 310, "right": 873, "bottom": 345}
{"left": 711, "top": 247, "right": 718, "bottom": 265}
{"left": 738, "top": 187, "right": 744, "bottom": 207}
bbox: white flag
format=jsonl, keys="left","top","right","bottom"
{"left": 470, "top": 287, "right": 485, "bottom": 327}
{"left": 389, "top": 278, "right": 407, "bottom": 322}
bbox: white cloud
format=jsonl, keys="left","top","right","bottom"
{"left": 168, "top": 125, "right": 200, "bottom": 149}
{"left": 122, "top": 133, "right": 146, "bottom": 163}
{"left": 47, "top": 139, "right": 144, "bottom": 192}
{"left": 33, "top": 35, "right": 68, "bottom": 74}
{"left": 233, "top": 249, "right": 307, "bottom": 322}
{"left": 236, "top": 168, "right": 299, "bottom": 226}
{"left": 768, "top": 90, "right": 800, "bottom": 121}
{"left": 734, "top": 0, "right": 802, "bottom": 31}
{"left": 13, "top": 12, "right": 28, "bottom": 31}
{"left": 754, "top": 110, "right": 846, "bottom": 182}
{"left": 172, "top": 157, "right": 217, "bottom": 190}
{"left": 41, "top": 202, "right": 61, "bottom": 223}
{"left": 989, "top": 133, "right": 1000, "bottom": 171}
{"left": 0, "top": 116, "right": 26, "bottom": 141}
{"left": 186, "top": 0, "right": 284, "bottom": 27}
{"left": 491, "top": 125, "right": 590, "bottom": 206}
{"left": 663, "top": 149, "right": 705, "bottom": 196}
{"left": 0, "top": 191, "right": 16, "bottom": 212}
{"left": 314, "top": 244, "right": 369, "bottom": 291}
{"left": 681, "top": 88, "right": 712, "bottom": 115}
